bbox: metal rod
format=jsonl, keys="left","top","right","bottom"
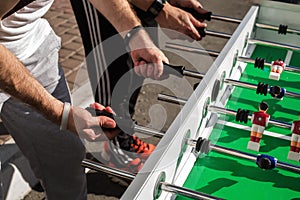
{"left": 224, "top": 79, "right": 257, "bottom": 90}
{"left": 211, "top": 14, "right": 242, "bottom": 23}
{"left": 158, "top": 93, "right": 292, "bottom": 129}
{"left": 82, "top": 159, "right": 135, "bottom": 180}
{"left": 206, "top": 30, "right": 232, "bottom": 39}
{"left": 158, "top": 93, "right": 187, "bottom": 105}
{"left": 255, "top": 23, "right": 300, "bottom": 35}
{"left": 212, "top": 145, "right": 257, "bottom": 161}
{"left": 248, "top": 38, "right": 300, "bottom": 51}
{"left": 183, "top": 69, "right": 205, "bottom": 79}
{"left": 211, "top": 145, "right": 300, "bottom": 173}
{"left": 83, "top": 160, "right": 223, "bottom": 199}
{"left": 224, "top": 78, "right": 300, "bottom": 99}
{"left": 237, "top": 56, "right": 300, "bottom": 73}
{"left": 211, "top": 14, "right": 300, "bottom": 35}
{"left": 208, "top": 105, "right": 292, "bottom": 129}
{"left": 237, "top": 56, "right": 272, "bottom": 67}
{"left": 161, "top": 182, "right": 224, "bottom": 200}
{"left": 165, "top": 43, "right": 300, "bottom": 73}
{"left": 134, "top": 124, "right": 165, "bottom": 138}
{"left": 165, "top": 42, "right": 220, "bottom": 57}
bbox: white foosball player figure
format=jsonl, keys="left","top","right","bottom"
{"left": 248, "top": 101, "right": 270, "bottom": 152}
{"left": 288, "top": 115, "right": 300, "bottom": 161}
{"left": 269, "top": 59, "right": 286, "bottom": 80}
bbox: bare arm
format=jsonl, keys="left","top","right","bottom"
{"left": 88, "top": 0, "right": 169, "bottom": 79}
{"left": 129, "top": 0, "right": 208, "bottom": 40}
{"left": 0, "top": 0, "right": 18, "bottom": 19}
{"left": 0, "top": 44, "right": 116, "bottom": 140}
{"left": 0, "top": 44, "right": 64, "bottom": 124}
{"left": 89, "top": 0, "right": 140, "bottom": 36}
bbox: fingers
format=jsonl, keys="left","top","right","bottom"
{"left": 98, "top": 116, "right": 116, "bottom": 128}
{"left": 132, "top": 50, "right": 169, "bottom": 80}
{"left": 82, "top": 128, "right": 101, "bottom": 141}
{"left": 90, "top": 102, "right": 105, "bottom": 110}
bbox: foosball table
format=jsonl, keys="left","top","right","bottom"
{"left": 82, "top": 1, "right": 300, "bottom": 199}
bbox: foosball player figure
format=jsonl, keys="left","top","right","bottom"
{"left": 247, "top": 101, "right": 270, "bottom": 151}
{"left": 269, "top": 85, "right": 286, "bottom": 100}
{"left": 288, "top": 114, "right": 300, "bottom": 161}
{"left": 269, "top": 59, "right": 285, "bottom": 80}
{"left": 256, "top": 154, "right": 277, "bottom": 170}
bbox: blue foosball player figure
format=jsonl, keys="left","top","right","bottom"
{"left": 269, "top": 85, "right": 286, "bottom": 100}
{"left": 256, "top": 154, "right": 278, "bottom": 170}
{"left": 248, "top": 101, "right": 270, "bottom": 152}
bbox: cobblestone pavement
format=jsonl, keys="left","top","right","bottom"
{"left": 47, "top": 0, "right": 86, "bottom": 91}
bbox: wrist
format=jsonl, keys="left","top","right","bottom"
{"left": 60, "top": 102, "right": 71, "bottom": 131}
{"left": 147, "top": 0, "right": 166, "bottom": 19}
{"left": 124, "top": 25, "right": 144, "bottom": 52}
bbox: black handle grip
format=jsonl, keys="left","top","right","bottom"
{"left": 163, "top": 62, "right": 185, "bottom": 77}
{"left": 197, "top": 27, "right": 207, "bottom": 38}
{"left": 85, "top": 107, "right": 135, "bottom": 135}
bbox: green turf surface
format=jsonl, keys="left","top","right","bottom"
{"left": 176, "top": 45, "right": 300, "bottom": 200}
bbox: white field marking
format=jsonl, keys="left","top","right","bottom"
{"left": 284, "top": 50, "right": 293, "bottom": 65}
{"left": 217, "top": 119, "right": 291, "bottom": 141}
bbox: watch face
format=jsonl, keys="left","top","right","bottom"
{"left": 147, "top": 0, "right": 166, "bottom": 18}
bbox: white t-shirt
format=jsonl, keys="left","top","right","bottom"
{"left": 0, "top": 0, "right": 61, "bottom": 110}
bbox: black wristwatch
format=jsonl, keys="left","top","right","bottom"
{"left": 147, "top": 0, "right": 166, "bottom": 18}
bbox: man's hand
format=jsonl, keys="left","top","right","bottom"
{"left": 168, "top": 0, "right": 208, "bottom": 17}
{"left": 128, "top": 28, "right": 169, "bottom": 80}
{"left": 155, "top": 3, "right": 207, "bottom": 41}
{"left": 68, "top": 104, "right": 117, "bottom": 141}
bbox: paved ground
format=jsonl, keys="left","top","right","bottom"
{"left": 15, "top": 0, "right": 255, "bottom": 199}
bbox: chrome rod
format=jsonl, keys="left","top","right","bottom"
{"left": 208, "top": 105, "right": 292, "bottom": 129}
{"left": 255, "top": 23, "right": 300, "bottom": 35}
{"left": 134, "top": 124, "right": 165, "bottom": 138}
{"left": 225, "top": 78, "right": 300, "bottom": 99}
{"left": 165, "top": 42, "right": 220, "bottom": 57}
{"left": 82, "top": 159, "right": 135, "bottom": 180}
{"left": 161, "top": 182, "right": 224, "bottom": 200}
{"left": 237, "top": 56, "right": 272, "bottom": 67}
{"left": 158, "top": 94, "right": 292, "bottom": 129}
{"left": 211, "top": 14, "right": 300, "bottom": 35}
{"left": 212, "top": 145, "right": 300, "bottom": 173}
{"left": 165, "top": 43, "right": 300, "bottom": 73}
{"left": 212, "top": 145, "right": 256, "bottom": 161}
{"left": 224, "top": 79, "right": 257, "bottom": 90}
{"left": 83, "top": 159, "right": 223, "bottom": 199}
{"left": 211, "top": 14, "right": 242, "bottom": 23}
{"left": 248, "top": 38, "right": 300, "bottom": 51}
{"left": 158, "top": 93, "right": 187, "bottom": 105}
{"left": 206, "top": 30, "right": 232, "bottom": 39}
{"left": 238, "top": 56, "right": 300, "bottom": 73}
{"left": 83, "top": 159, "right": 226, "bottom": 198}
{"left": 183, "top": 69, "right": 205, "bottom": 79}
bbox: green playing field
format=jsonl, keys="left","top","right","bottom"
{"left": 177, "top": 44, "right": 300, "bottom": 200}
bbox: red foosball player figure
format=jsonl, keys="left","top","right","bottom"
{"left": 247, "top": 101, "right": 270, "bottom": 151}
{"left": 288, "top": 115, "right": 300, "bottom": 161}
{"left": 269, "top": 59, "right": 285, "bottom": 81}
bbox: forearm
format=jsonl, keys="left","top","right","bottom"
{"left": 89, "top": 0, "right": 141, "bottom": 37}
{"left": 0, "top": 44, "right": 63, "bottom": 125}
{"left": 0, "top": 0, "right": 18, "bottom": 19}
